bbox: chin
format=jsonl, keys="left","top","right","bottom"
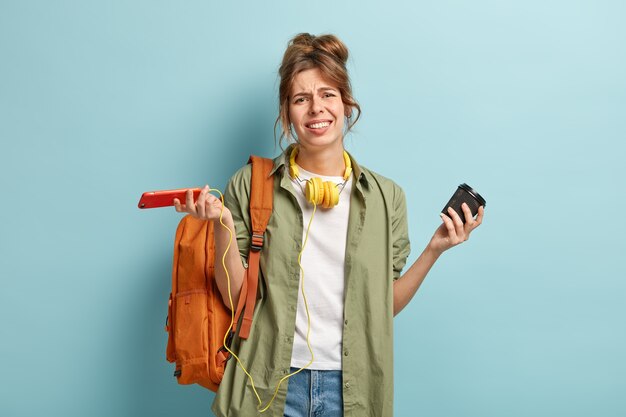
{"left": 296, "top": 132, "right": 344, "bottom": 149}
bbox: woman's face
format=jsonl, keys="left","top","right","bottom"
{"left": 288, "top": 68, "right": 348, "bottom": 150}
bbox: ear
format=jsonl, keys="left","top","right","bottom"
{"left": 344, "top": 105, "right": 353, "bottom": 118}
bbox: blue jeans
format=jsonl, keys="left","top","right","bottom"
{"left": 283, "top": 367, "right": 343, "bottom": 417}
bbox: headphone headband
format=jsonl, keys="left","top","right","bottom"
{"left": 288, "top": 146, "right": 352, "bottom": 181}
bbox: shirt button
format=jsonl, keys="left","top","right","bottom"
{"left": 344, "top": 350, "right": 349, "bottom": 356}
{"left": 345, "top": 382, "right": 350, "bottom": 389}
{"left": 344, "top": 319, "right": 348, "bottom": 326}
{"left": 291, "top": 306, "right": 296, "bottom": 312}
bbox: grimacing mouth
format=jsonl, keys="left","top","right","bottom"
{"left": 305, "top": 119, "right": 333, "bottom": 129}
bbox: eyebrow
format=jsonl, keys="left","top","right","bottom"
{"left": 292, "top": 87, "right": 338, "bottom": 98}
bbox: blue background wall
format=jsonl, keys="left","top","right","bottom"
{"left": 1, "top": 1, "right": 624, "bottom": 416}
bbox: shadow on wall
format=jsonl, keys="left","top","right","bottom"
{"left": 122, "top": 80, "right": 278, "bottom": 416}
{"left": 192, "top": 74, "right": 279, "bottom": 181}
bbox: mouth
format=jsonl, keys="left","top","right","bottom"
{"left": 305, "top": 120, "right": 333, "bottom": 130}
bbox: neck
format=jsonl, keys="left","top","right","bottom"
{"left": 295, "top": 143, "right": 346, "bottom": 176}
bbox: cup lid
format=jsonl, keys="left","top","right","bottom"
{"left": 459, "top": 183, "right": 486, "bottom": 207}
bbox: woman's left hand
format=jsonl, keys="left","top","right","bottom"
{"left": 428, "top": 203, "right": 484, "bottom": 255}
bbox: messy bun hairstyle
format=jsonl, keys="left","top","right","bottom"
{"left": 275, "top": 33, "right": 361, "bottom": 146}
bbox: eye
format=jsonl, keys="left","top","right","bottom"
{"left": 294, "top": 97, "right": 307, "bottom": 104}
{"left": 323, "top": 92, "right": 336, "bottom": 98}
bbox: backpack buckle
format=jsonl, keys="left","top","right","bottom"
{"left": 218, "top": 331, "right": 236, "bottom": 362}
{"left": 251, "top": 232, "right": 264, "bottom": 252}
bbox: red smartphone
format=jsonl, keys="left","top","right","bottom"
{"left": 138, "top": 188, "right": 202, "bottom": 209}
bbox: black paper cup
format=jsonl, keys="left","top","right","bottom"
{"left": 442, "top": 183, "right": 486, "bottom": 223}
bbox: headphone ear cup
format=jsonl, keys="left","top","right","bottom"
{"left": 305, "top": 177, "right": 324, "bottom": 206}
{"left": 322, "top": 181, "right": 331, "bottom": 208}
{"left": 329, "top": 182, "right": 340, "bottom": 207}
{"left": 319, "top": 181, "right": 340, "bottom": 209}
{"left": 304, "top": 177, "right": 341, "bottom": 208}
{"left": 314, "top": 178, "right": 325, "bottom": 205}
{"left": 305, "top": 179, "right": 315, "bottom": 205}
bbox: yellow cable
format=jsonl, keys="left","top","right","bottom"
{"left": 256, "top": 202, "right": 317, "bottom": 413}
{"left": 210, "top": 188, "right": 316, "bottom": 413}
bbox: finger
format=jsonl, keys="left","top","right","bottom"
{"left": 464, "top": 205, "right": 485, "bottom": 240}
{"left": 204, "top": 198, "right": 216, "bottom": 218}
{"left": 185, "top": 189, "right": 197, "bottom": 214}
{"left": 461, "top": 203, "right": 476, "bottom": 239}
{"left": 208, "top": 192, "right": 226, "bottom": 215}
{"left": 207, "top": 191, "right": 223, "bottom": 206}
{"left": 197, "top": 185, "right": 210, "bottom": 204}
{"left": 204, "top": 192, "right": 215, "bottom": 209}
{"left": 439, "top": 212, "right": 457, "bottom": 241}
{"left": 461, "top": 203, "right": 474, "bottom": 225}
{"left": 173, "top": 198, "right": 184, "bottom": 213}
{"left": 447, "top": 206, "right": 465, "bottom": 240}
{"left": 197, "top": 185, "right": 210, "bottom": 218}
{"left": 474, "top": 205, "right": 485, "bottom": 227}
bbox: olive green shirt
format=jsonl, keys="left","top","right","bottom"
{"left": 212, "top": 146, "right": 411, "bottom": 417}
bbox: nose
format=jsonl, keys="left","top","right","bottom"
{"left": 308, "top": 96, "right": 324, "bottom": 114}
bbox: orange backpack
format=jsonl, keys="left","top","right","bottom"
{"left": 165, "top": 156, "right": 274, "bottom": 391}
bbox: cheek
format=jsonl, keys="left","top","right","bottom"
{"left": 288, "top": 106, "right": 300, "bottom": 125}
{"left": 336, "top": 116, "right": 346, "bottom": 131}
{"left": 335, "top": 101, "right": 347, "bottom": 118}
{"left": 335, "top": 104, "right": 348, "bottom": 124}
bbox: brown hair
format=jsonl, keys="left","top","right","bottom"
{"left": 275, "top": 33, "right": 361, "bottom": 147}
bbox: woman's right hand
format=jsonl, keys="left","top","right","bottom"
{"left": 173, "top": 185, "right": 229, "bottom": 221}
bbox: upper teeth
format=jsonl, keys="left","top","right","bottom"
{"left": 309, "top": 122, "right": 330, "bottom": 129}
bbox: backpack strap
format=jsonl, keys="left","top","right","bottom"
{"left": 235, "top": 155, "right": 274, "bottom": 339}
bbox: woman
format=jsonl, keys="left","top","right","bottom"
{"left": 174, "top": 33, "right": 484, "bottom": 417}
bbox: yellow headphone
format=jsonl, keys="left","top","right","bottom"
{"left": 288, "top": 146, "right": 352, "bottom": 209}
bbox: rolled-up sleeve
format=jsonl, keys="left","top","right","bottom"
{"left": 391, "top": 185, "right": 411, "bottom": 280}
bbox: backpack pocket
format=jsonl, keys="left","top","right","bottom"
{"left": 173, "top": 289, "right": 209, "bottom": 385}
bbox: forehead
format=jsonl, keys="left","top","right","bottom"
{"left": 290, "top": 68, "right": 339, "bottom": 94}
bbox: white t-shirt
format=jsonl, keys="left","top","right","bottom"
{"left": 289, "top": 165, "right": 352, "bottom": 370}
